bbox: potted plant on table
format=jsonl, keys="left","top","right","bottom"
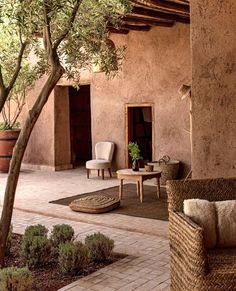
{"left": 128, "top": 142, "right": 142, "bottom": 171}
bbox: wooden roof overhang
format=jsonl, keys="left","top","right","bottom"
{"left": 110, "top": 0, "right": 190, "bottom": 34}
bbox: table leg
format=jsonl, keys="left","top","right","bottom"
{"left": 102, "top": 169, "right": 104, "bottom": 180}
{"left": 156, "top": 177, "right": 161, "bottom": 198}
{"left": 140, "top": 179, "right": 143, "bottom": 203}
{"left": 119, "top": 179, "right": 123, "bottom": 200}
{"left": 136, "top": 181, "right": 140, "bottom": 197}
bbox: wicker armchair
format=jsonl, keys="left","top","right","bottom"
{"left": 166, "top": 178, "right": 236, "bottom": 291}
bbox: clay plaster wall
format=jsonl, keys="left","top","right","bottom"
{"left": 191, "top": 0, "right": 236, "bottom": 178}
{"left": 91, "top": 23, "right": 191, "bottom": 174}
{"left": 22, "top": 76, "right": 55, "bottom": 169}
{"left": 22, "top": 23, "right": 191, "bottom": 173}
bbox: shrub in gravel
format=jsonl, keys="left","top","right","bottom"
{"left": 0, "top": 266, "right": 32, "bottom": 291}
{"left": 58, "top": 242, "right": 90, "bottom": 274}
{"left": 21, "top": 224, "right": 51, "bottom": 267}
{"left": 50, "top": 224, "right": 74, "bottom": 247}
{"left": 85, "top": 232, "right": 114, "bottom": 262}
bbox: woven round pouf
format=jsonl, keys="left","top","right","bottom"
{"left": 69, "top": 195, "right": 120, "bottom": 214}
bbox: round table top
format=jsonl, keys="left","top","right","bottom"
{"left": 116, "top": 168, "right": 161, "bottom": 176}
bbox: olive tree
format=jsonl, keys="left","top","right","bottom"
{"left": 0, "top": 0, "right": 131, "bottom": 266}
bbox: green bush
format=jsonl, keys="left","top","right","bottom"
{"left": 0, "top": 266, "right": 32, "bottom": 291}
{"left": 5, "top": 225, "right": 13, "bottom": 256}
{"left": 58, "top": 242, "right": 90, "bottom": 274}
{"left": 85, "top": 232, "right": 114, "bottom": 262}
{"left": 21, "top": 224, "right": 51, "bottom": 267}
{"left": 23, "top": 224, "right": 48, "bottom": 238}
{"left": 50, "top": 224, "right": 74, "bottom": 247}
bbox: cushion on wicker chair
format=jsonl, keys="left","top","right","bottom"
{"left": 215, "top": 200, "right": 236, "bottom": 247}
{"left": 184, "top": 199, "right": 217, "bottom": 248}
{"left": 184, "top": 199, "right": 236, "bottom": 248}
{"left": 69, "top": 195, "right": 120, "bottom": 214}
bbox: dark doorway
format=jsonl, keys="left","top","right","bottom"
{"left": 69, "top": 85, "right": 92, "bottom": 167}
{"left": 127, "top": 106, "right": 153, "bottom": 167}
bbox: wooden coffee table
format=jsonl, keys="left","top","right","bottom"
{"left": 116, "top": 168, "right": 162, "bottom": 203}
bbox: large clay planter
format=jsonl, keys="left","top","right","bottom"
{"left": 0, "top": 130, "right": 20, "bottom": 173}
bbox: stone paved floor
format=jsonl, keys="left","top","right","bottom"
{"left": 0, "top": 167, "right": 168, "bottom": 237}
{"left": 0, "top": 167, "right": 170, "bottom": 290}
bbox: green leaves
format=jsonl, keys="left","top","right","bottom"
{"left": 0, "top": 0, "right": 131, "bottom": 128}
{"left": 128, "top": 142, "right": 142, "bottom": 161}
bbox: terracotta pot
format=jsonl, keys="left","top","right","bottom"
{"left": 0, "top": 129, "right": 20, "bottom": 173}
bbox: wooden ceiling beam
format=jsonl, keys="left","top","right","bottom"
{"left": 122, "top": 24, "right": 151, "bottom": 31}
{"left": 123, "top": 15, "right": 175, "bottom": 27}
{"left": 132, "top": 6, "right": 190, "bottom": 23}
{"left": 108, "top": 27, "right": 130, "bottom": 34}
{"left": 168, "top": 0, "right": 189, "bottom": 4}
{"left": 131, "top": 0, "right": 189, "bottom": 14}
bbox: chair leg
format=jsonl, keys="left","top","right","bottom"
{"left": 108, "top": 168, "right": 112, "bottom": 178}
{"left": 102, "top": 169, "right": 104, "bottom": 180}
{"left": 98, "top": 170, "right": 100, "bottom": 176}
{"left": 87, "top": 169, "right": 90, "bottom": 179}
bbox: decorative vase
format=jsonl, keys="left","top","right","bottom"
{"left": 132, "top": 160, "right": 139, "bottom": 171}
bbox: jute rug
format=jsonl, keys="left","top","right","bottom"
{"left": 50, "top": 184, "right": 168, "bottom": 221}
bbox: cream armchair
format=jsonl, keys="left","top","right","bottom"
{"left": 86, "top": 142, "right": 115, "bottom": 179}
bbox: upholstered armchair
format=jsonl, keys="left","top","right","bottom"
{"left": 166, "top": 178, "right": 236, "bottom": 291}
{"left": 86, "top": 142, "right": 115, "bottom": 179}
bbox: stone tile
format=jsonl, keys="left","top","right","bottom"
{"left": 0, "top": 167, "right": 170, "bottom": 291}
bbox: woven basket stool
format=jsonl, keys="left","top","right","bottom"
{"left": 69, "top": 195, "right": 120, "bottom": 214}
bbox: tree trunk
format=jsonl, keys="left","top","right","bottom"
{"left": 0, "top": 65, "right": 64, "bottom": 267}
{"left": 0, "top": 88, "right": 8, "bottom": 114}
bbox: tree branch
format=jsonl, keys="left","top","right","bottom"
{"left": 0, "top": 67, "right": 5, "bottom": 90}
{"left": 53, "top": 0, "right": 82, "bottom": 50}
{"left": 0, "top": 67, "right": 7, "bottom": 113}
{"left": 43, "top": 0, "right": 53, "bottom": 62}
{"left": 6, "top": 42, "right": 27, "bottom": 93}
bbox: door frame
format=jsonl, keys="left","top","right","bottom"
{"left": 125, "top": 103, "right": 155, "bottom": 168}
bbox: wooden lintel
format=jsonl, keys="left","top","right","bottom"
{"left": 132, "top": 6, "right": 190, "bottom": 23}
{"left": 123, "top": 15, "right": 175, "bottom": 27}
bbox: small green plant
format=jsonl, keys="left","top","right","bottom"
{"left": 21, "top": 224, "right": 51, "bottom": 267}
{"left": 22, "top": 236, "right": 51, "bottom": 267}
{"left": 23, "top": 224, "right": 48, "bottom": 238}
{"left": 5, "top": 225, "right": 13, "bottom": 256}
{"left": 128, "top": 142, "right": 142, "bottom": 161}
{"left": 85, "top": 232, "right": 114, "bottom": 262}
{"left": 0, "top": 266, "right": 32, "bottom": 291}
{"left": 58, "top": 242, "right": 90, "bottom": 274}
{"left": 50, "top": 224, "right": 75, "bottom": 247}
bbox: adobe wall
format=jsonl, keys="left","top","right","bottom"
{"left": 22, "top": 76, "right": 55, "bottom": 169}
{"left": 91, "top": 23, "right": 191, "bottom": 174}
{"left": 191, "top": 0, "right": 236, "bottom": 178}
{"left": 22, "top": 23, "right": 191, "bottom": 174}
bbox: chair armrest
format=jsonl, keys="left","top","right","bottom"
{"left": 169, "top": 210, "right": 208, "bottom": 276}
